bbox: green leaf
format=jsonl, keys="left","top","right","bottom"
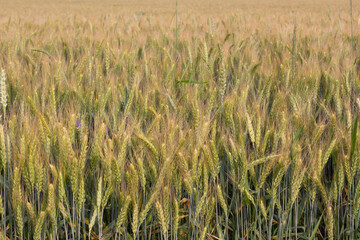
{"left": 223, "top": 33, "right": 231, "bottom": 44}
{"left": 175, "top": 80, "right": 208, "bottom": 85}
{"left": 251, "top": 62, "right": 261, "bottom": 75}
{"left": 290, "top": 126, "right": 304, "bottom": 160}
{"left": 179, "top": 62, "right": 189, "bottom": 82}
{"left": 310, "top": 215, "right": 323, "bottom": 240}
{"left": 31, "top": 48, "right": 52, "bottom": 58}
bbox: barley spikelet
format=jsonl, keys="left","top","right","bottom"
{"left": 105, "top": 42, "right": 110, "bottom": 75}
{"left": 260, "top": 198, "right": 267, "bottom": 219}
{"left": 207, "top": 90, "right": 216, "bottom": 119}
{"left": 338, "top": 162, "right": 344, "bottom": 195}
{"left": 88, "top": 52, "right": 92, "bottom": 83}
{"left": 36, "top": 112, "right": 51, "bottom": 138}
{"left": 202, "top": 41, "right": 208, "bottom": 66}
{"left": 326, "top": 205, "right": 334, "bottom": 240}
{"left": 287, "top": 167, "right": 306, "bottom": 214}
{"left": 12, "top": 167, "right": 21, "bottom": 205}
{"left": 137, "top": 185, "right": 156, "bottom": 223}
{"left": 79, "top": 135, "right": 88, "bottom": 171}
{"left": 187, "top": 45, "right": 193, "bottom": 67}
{"left": 136, "top": 157, "right": 146, "bottom": 191}
{"left": 25, "top": 201, "right": 35, "bottom": 226}
{"left": 132, "top": 201, "right": 139, "bottom": 238}
{"left": 195, "top": 192, "right": 207, "bottom": 221}
{"left": 62, "top": 129, "right": 75, "bottom": 165}
{"left": 246, "top": 112, "right": 255, "bottom": 144}
{"left": 210, "top": 121, "right": 220, "bottom": 177}
{"left": 347, "top": 109, "right": 352, "bottom": 130}
{"left": 50, "top": 86, "right": 56, "bottom": 118}
{"left": 203, "top": 162, "right": 209, "bottom": 192}
{"left": 344, "top": 157, "right": 352, "bottom": 188}
{"left": 321, "top": 139, "right": 336, "bottom": 172}
{"left": 35, "top": 162, "right": 44, "bottom": 193}
{"left": 219, "top": 62, "right": 226, "bottom": 106}
{"left": 34, "top": 211, "right": 46, "bottom": 240}
{"left": 217, "top": 43, "right": 223, "bottom": 61}
{"left": 192, "top": 149, "right": 202, "bottom": 183}
{"left": 183, "top": 174, "right": 193, "bottom": 195}
{"left": 291, "top": 21, "right": 297, "bottom": 80}
{"left": 47, "top": 184, "right": 57, "bottom": 228}
{"left": 271, "top": 163, "right": 287, "bottom": 199}
{"left": 70, "top": 161, "right": 78, "bottom": 200}
{"left": 102, "top": 184, "right": 113, "bottom": 211}
{"left": 0, "top": 69, "right": 7, "bottom": 113}
{"left": 88, "top": 208, "right": 98, "bottom": 237}
{"left": 163, "top": 186, "right": 170, "bottom": 227}
{"left": 112, "top": 157, "right": 122, "bottom": 186}
{"left": 116, "top": 195, "right": 131, "bottom": 232}
{"left": 128, "top": 58, "right": 135, "bottom": 87}
{"left": 352, "top": 151, "right": 359, "bottom": 180}
{"left": 309, "top": 177, "right": 317, "bottom": 203}
{"left": 354, "top": 181, "right": 360, "bottom": 218}
{"left": 314, "top": 177, "right": 328, "bottom": 205}
{"left": 27, "top": 142, "right": 36, "bottom": 191}
{"left": 173, "top": 198, "right": 179, "bottom": 237}
{"left": 128, "top": 163, "right": 139, "bottom": 198}
{"left": 256, "top": 119, "right": 261, "bottom": 152}
{"left": 49, "top": 164, "right": 58, "bottom": 183}
{"left": 203, "top": 145, "right": 216, "bottom": 179}
{"left": 124, "top": 90, "right": 134, "bottom": 116}
{"left": 150, "top": 157, "right": 172, "bottom": 205}
{"left": 199, "top": 197, "right": 215, "bottom": 240}
{"left": 0, "top": 193, "right": 3, "bottom": 216}
{"left": 224, "top": 103, "right": 235, "bottom": 134}
{"left": 335, "top": 87, "right": 342, "bottom": 117}
{"left": 77, "top": 176, "right": 85, "bottom": 211}
{"left": 0, "top": 125, "right": 7, "bottom": 171}
{"left": 58, "top": 173, "right": 66, "bottom": 202}
{"left": 312, "top": 125, "right": 325, "bottom": 145}
{"left": 116, "top": 134, "right": 128, "bottom": 172}
{"left": 155, "top": 200, "right": 168, "bottom": 236}
{"left": 15, "top": 204, "right": 23, "bottom": 239}
{"left": 248, "top": 155, "right": 278, "bottom": 169}
{"left": 194, "top": 107, "right": 201, "bottom": 143}
{"left": 257, "top": 158, "right": 276, "bottom": 190}
{"left": 331, "top": 181, "right": 338, "bottom": 205}
{"left": 137, "top": 133, "right": 159, "bottom": 160}
{"left": 216, "top": 184, "right": 228, "bottom": 213}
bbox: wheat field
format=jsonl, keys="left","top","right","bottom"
{"left": 0, "top": 0, "right": 359, "bottom": 239}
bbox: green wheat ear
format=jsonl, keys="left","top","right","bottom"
{"left": 33, "top": 211, "right": 46, "bottom": 240}
{"left": 0, "top": 69, "right": 7, "bottom": 115}
{"left": 116, "top": 195, "right": 131, "bottom": 232}
{"left": 131, "top": 200, "right": 139, "bottom": 238}
{"left": 47, "top": 184, "right": 57, "bottom": 229}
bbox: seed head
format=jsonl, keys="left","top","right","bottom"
{"left": 0, "top": 69, "right": 7, "bottom": 113}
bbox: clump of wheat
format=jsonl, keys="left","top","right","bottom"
{"left": 0, "top": 7, "right": 358, "bottom": 240}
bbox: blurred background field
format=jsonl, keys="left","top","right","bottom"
{"left": 1, "top": 0, "right": 360, "bottom": 16}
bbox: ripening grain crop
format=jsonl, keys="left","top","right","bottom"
{"left": 0, "top": 0, "right": 360, "bottom": 239}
